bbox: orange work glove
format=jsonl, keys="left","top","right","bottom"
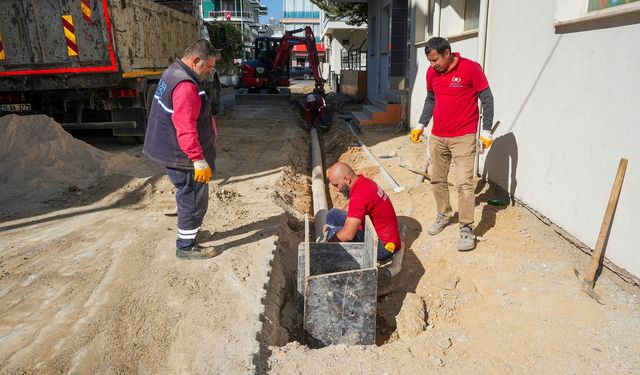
{"left": 409, "top": 128, "right": 424, "bottom": 143}
{"left": 479, "top": 129, "right": 493, "bottom": 149}
{"left": 193, "top": 159, "right": 212, "bottom": 184}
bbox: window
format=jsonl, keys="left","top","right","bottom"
{"left": 342, "top": 39, "right": 350, "bottom": 45}
{"left": 463, "top": 0, "right": 480, "bottom": 31}
{"left": 589, "top": 0, "right": 639, "bottom": 11}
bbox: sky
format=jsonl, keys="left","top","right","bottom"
{"left": 259, "top": 0, "right": 283, "bottom": 23}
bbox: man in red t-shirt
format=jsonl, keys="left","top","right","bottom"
{"left": 408, "top": 37, "right": 494, "bottom": 251}
{"left": 323, "top": 162, "right": 401, "bottom": 261}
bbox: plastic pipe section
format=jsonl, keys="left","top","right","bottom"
{"left": 344, "top": 120, "right": 405, "bottom": 193}
{"left": 383, "top": 244, "right": 405, "bottom": 278}
{"left": 310, "top": 127, "right": 328, "bottom": 240}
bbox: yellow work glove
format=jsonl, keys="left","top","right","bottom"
{"left": 409, "top": 128, "right": 424, "bottom": 143}
{"left": 479, "top": 129, "right": 493, "bottom": 150}
{"left": 193, "top": 159, "right": 212, "bottom": 184}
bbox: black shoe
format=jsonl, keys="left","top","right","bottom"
{"left": 175, "top": 243, "right": 217, "bottom": 260}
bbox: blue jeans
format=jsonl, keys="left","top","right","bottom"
{"left": 325, "top": 208, "right": 393, "bottom": 261}
{"left": 166, "top": 167, "right": 209, "bottom": 249}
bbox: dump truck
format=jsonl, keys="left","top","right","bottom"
{"left": 0, "top": 0, "right": 221, "bottom": 142}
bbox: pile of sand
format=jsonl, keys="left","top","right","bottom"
{"left": 0, "top": 114, "right": 110, "bottom": 202}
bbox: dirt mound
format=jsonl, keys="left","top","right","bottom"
{"left": 0, "top": 115, "right": 109, "bottom": 195}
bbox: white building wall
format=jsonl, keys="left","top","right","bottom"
{"left": 409, "top": 0, "right": 640, "bottom": 277}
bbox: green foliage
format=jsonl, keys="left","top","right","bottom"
{"left": 310, "top": 1, "right": 368, "bottom": 26}
{"left": 206, "top": 23, "right": 243, "bottom": 74}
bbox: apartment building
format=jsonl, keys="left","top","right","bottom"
{"left": 200, "top": 0, "right": 268, "bottom": 58}
{"left": 282, "top": 0, "right": 325, "bottom": 66}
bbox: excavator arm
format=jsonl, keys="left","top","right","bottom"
{"left": 270, "top": 27, "right": 325, "bottom": 94}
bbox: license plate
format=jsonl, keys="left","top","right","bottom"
{"left": 0, "top": 103, "right": 32, "bottom": 112}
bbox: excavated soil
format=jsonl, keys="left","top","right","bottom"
{"left": 1, "top": 87, "right": 639, "bottom": 375}
{"left": 0, "top": 104, "right": 312, "bottom": 374}
{"left": 266, "top": 113, "right": 640, "bottom": 374}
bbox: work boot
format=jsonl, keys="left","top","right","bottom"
{"left": 458, "top": 225, "right": 475, "bottom": 252}
{"left": 195, "top": 229, "right": 214, "bottom": 243}
{"left": 175, "top": 243, "right": 217, "bottom": 260}
{"left": 428, "top": 213, "right": 450, "bottom": 235}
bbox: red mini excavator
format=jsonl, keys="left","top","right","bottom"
{"left": 240, "top": 26, "right": 325, "bottom": 95}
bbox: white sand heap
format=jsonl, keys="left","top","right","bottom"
{"left": 0, "top": 114, "right": 109, "bottom": 196}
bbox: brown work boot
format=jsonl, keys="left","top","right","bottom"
{"left": 428, "top": 213, "right": 451, "bottom": 235}
{"left": 175, "top": 243, "right": 218, "bottom": 260}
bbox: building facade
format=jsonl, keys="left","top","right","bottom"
{"left": 320, "top": 13, "right": 367, "bottom": 88}
{"left": 200, "top": 0, "right": 268, "bottom": 58}
{"left": 403, "top": 0, "right": 639, "bottom": 279}
{"left": 282, "top": 0, "right": 325, "bottom": 66}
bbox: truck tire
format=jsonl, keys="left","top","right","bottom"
{"left": 117, "top": 136, "right": 140, "bottom": 145}
{"left": 209, "top": 77, "right": 221, "bottom": 115}
{"left": 138, "top": 82, "right": 158, "bottom": 143}
{"left": 303, "top": 73, "right": 310, "bottom": 80}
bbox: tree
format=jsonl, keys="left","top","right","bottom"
{"left": 310, "top": 1, "right": 367, "bottom": 26}
{"left": 206, "top": 23, "right": 244, "bottom": 75}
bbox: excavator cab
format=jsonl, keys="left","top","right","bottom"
{"left": 241, "top": 37, "right": 291, "bottom": 91}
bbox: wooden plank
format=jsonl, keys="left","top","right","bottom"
{"left": 308, "top": 243, "right": 367, "bottom": 276}
{"left": 363, "top": 215, "right": 378, "bottom": 267}
{"left": 303, "top": 269, "right": 377, "bottom": 347}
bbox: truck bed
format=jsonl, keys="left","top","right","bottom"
{"left": 0, "top": 0, "right": 198, "bottom": 90}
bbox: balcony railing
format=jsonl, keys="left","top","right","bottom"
{"left": 208, "top": 10, "right": 257, "bottom": 22}
{"left": 341, "top": 42, "right": 367, "bottom": 71}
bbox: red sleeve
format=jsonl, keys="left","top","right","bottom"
{"left": 470, "top": 62, "right": 489, "bottom": 93}
{"left": 172, "top": 81, "right": 204, "bottom": 161}
{"left": 426, "top": 68, "right": 434, "bottom": 91}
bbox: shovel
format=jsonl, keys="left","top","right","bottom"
{"left": 579, "top": 158, "right": 628, "bottom": 304}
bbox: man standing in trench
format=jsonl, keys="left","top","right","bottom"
{"left": 409, "top": 37, "right": 494, "bottom": 251}
{"left": 143, "top": 39, "right": 220, "bottom": 259}
{"left": 323, "top": 162, "right": 401, "bottom": 262}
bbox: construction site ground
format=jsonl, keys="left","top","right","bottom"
{"left": 1, "top": 82, "right": 639, "bottom": 374}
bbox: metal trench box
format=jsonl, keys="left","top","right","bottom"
{"left": 297, "top": 216, "right": 378, "bottom": 348}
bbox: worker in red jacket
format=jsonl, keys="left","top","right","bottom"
{"left": 303, "top": 92, "right": 328, "bottom": 131}
{"left": 323, "top": 162, "right": 401, "bottom": 262}
{"left": 409, "top": 37, "right": 494, "bottom": 252}
{"left": 143, "top": 39, "right": 220, "bottom": 259}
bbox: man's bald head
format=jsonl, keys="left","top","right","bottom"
{"left": 327, "top": 162, "right": 358, "bottom": 193}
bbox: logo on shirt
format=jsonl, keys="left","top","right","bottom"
{"left": 449, "top": 76, "right": 464, "bottom": 88}
{"left": 377, "top": 185, "right": 388, "bottom": 201}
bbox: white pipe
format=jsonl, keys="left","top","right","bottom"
{"left": 477, "top": 0, "right": 489, "bottom": 68}
{"left": 384, "top": 245, "right": 405, "bottom": 278}
{"left": 344, "top": 120, "right": 405, "bottom": 193}
{"left": 475, "top": 0, "right": 490, "bottom": 176}
{"left": 383, "top": 207, "right": 411, "bottom": 278}
{"left": 433, "top": 0, "right": 441, "bottom": 37}
{"left": 310, "top": 127, "right": 328, "bottom": 240}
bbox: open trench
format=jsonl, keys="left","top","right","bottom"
{"left": 253, "top": 108, "right": 432, "bottom": 372}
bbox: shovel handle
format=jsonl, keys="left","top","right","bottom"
{"left": 583, "top": 158, "right": 628, "bottom": 286}
{"left": 490, "top": 121, "right": 501, "bottom": 135}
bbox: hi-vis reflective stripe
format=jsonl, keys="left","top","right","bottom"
{"left": 177, "top": 227, "right": 200, "bottom": 240}
{"left": 0, "top": 32, "right": 5, "bottom": 60}
{"left": 153, "top": 95, "right": 174, "bottom": 113}
{"left": 81, "top": 0, "right": 92, "bottom": 24}
{"left": 62, "top": 15, "right": 78, "bottom": 57}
